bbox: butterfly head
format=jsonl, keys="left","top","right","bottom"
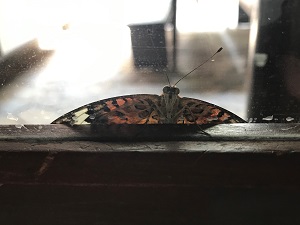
{"left": 162, "top": 86, "right": 180, "bottom": 116}
{"left": 163, "top": 86, "right": 180, "bottom": 96}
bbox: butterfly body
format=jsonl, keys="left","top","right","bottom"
{"left": 52, "top": 86, "right": 245, "bottom": 125}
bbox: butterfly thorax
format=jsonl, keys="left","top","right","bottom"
{"left": 159, "top": 86, "right": 181, "bottom": 123}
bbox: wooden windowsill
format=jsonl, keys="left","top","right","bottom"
{"left": 1, "top": 123, "right": 300, "bottom": 141}
{"left": 0, "top": 123, "right": 299, "bottom": 187}
{"left": 1, "top": 123, "right": 300, "bottom": 225}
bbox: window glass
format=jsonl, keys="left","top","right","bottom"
{"left": 0, "top": 0, "right": 297, "bottom": 125}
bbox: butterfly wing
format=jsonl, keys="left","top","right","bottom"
{"left": 52, "top": 94, "right": 161, "bottom": 125}
{"left": 178, "top": 97, "right": 245, "bottom": 124}
{"left": 52, "top": 94, "right": 245, "bottom": 125}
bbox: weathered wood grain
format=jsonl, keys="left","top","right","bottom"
{"left": 0, "top": 124, "right": 300, "bottom": 225}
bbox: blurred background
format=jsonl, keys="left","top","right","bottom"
{"left": 1, "top": 0, "right": 297, "bottom": 125}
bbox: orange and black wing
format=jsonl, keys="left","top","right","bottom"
{"left": 52, "top": 94, "right": 161, "bottom": 125}
{"left": 178, "top": 97, "right": 246, "bottom": 124}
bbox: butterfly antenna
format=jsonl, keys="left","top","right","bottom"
{"left": 165, "top": 72, "right": 171, "bottom": 86}
{"left": 173, "top": 47, "right": 223, "bottom": 86}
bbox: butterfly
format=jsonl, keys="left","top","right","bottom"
{"left": 52, "top": 48, "right": 245, "bottom": 127}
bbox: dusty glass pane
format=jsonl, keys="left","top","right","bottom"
{"left": 0, "top": 0, "right": 297, "bottom": 125}
{"left": 247, "top": 0, "right": 300, "bottom": 122}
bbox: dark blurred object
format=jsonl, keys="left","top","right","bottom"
{"left": 248, "top": 0, "right": 300, "bottom": 122}
{"left": 238, "top": 5, "right": 249, "bottom": 23}
{"left": 128, "top": 0, "right": 176, "bottom": 70}
{"left": 129, "top": 23, "right": 168, "bottom": 68}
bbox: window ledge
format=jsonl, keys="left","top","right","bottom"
{"left": 1, "top": 124, "right": 300, "bottom": 224}
{"left": 1, "top": 123, "right": 300, "bottom": 142}
{"left": 0, "top": 123, "right": 299, "bottom": 188}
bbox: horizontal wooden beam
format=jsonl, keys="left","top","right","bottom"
{"left": 0, "top": 123, "right": 299, "bottom": 188}
{"left": 0, "top": 124, "right": 300, "bottom": 224}
{"left": 1, "top": 123, "right": 300, "bottom": 141}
